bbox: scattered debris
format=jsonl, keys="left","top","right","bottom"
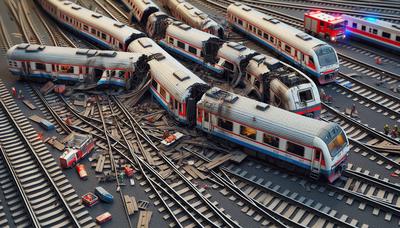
{"left": 137, "top": 200, "right": 149, "bottom": 210}
{"left": 96, "top": 212, "right": 112, "bottom": 224}
{"left": 95, "top": 186, "right": 114, "bottom": 203}
{"left": 47, "top": 137, "right": 65, "bottom": 151}
{"left": 40, "top": 81, "right": 55, "bottom": 95}
{"left": 22, "top": 99, "right": 36, "bottom": 110}
{"left": 161, "top": 132, "right": 184, "bottom": 146}
{"left": 95, "top": 155, "right": 106, "bottom": 173}
{"left": 82, "top": 192, "right": 98, "bottom": 207}
{"left": 124, "top": 165, "right": 135, "bottom": 177}
{"left": 29, "top": 115, "right": 55, "bottom": 130}
{"left": 76, "top": 163, "right": 88, "bottom": 180}
{"left": 124, "top": 195, "right": 138, "bottom": 215}
{"left": 54, "top": 84, "right": 66, "bottom": 94}
{"left": 137, "top": 211, "right": 152, "bottom": 228}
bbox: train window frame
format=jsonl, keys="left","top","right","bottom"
{"left": 35, "top": 62, "right": 46, "bottom": 71}
{"left": 299, "top": 89, "right": 314, "bottom": 102}
{"left": 284, "top": 45, "right": 292, "bottom": 54}
{"left": 361, "top": 25, "right": 366, "bottom": 31}
{"left": 152, "top": 80, "right": 158, "bottom": 89}
{"left": 382, "top": 31, "right": 391, "bottom": 39}
{"left": 91, "top": 28, "right": 96, "bottom": 35}
{"left": 160, "top": 86, "right": 167, "bottom": 99}
{"left": 257, "top": 29, "right": 262, "bottom": 37}
{"left": 309, "top": 57, "right": 315, "bottom": 66}
{"left": 204, "top": 111, "right": 209, "bottom": 122}
{"left": 222, "top": 61, "right": 235, "bottom": 71}
{"left": 352, "top": 22, "right": 357, "bottom": 29}
{"left": 83, "top": 24, "right": 88, "bottom": 31}
{"left": 177, "top": 41, "right": 185, "bottom": 50}
{"left": 372, "top": 29, "right": 378, "bottom": 35}
{"left": 263, "top": 133, "right": 279, "bottom": 148}
{"left": 238, "top": 19, "right": 243, "bottom": 26}
{"left": 101, "top": 33, "right": 107, "bottom": 40}
{"left": 188, "top": 46, "right": 197, "bottom": 55}
{"left": 174, "top": 99, "right": 178, "bottom": 110}
{"left": 396, "top": 36, "right": 400, "bottom": 42}
{"left": 286, "top": 141, "right": 305, "bottom": 157}
{"left": 240, "top": 125, "right": 257, "bottom": 140}
{"left": 263, "top": 32, "right": 269, "bottom": 40}
{"left": 169, "top": 37, "right": 174, "bottom": 45}
{"left": 218, "top": 118, "right": 233, "bottom": 132}
{"left": 320, "top": 21, "right": 325, "bottom": 26}
{"left": 269, "top": 36, "right": 274, "bottom": 43}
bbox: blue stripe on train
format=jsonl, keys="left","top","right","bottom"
{"left": 149, "top": 88, "right": 188, "bottom": 124}
{"left": 201, "top": 127, "right": 332, "bottom": 176}
{"left": 231, "top": 24, "right": 321, "bottom": 79}
{"left": 158, "top": 41, "right": 225, "bottom": 74}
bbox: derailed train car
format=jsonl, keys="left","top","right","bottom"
{"left": 35, "top": 0, "right": 349, "bottom": 182}
{"left": 7, "top": 44, "right": 149, "bottom": 88}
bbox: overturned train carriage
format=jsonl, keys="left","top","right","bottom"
{"left": 7, "top": 44, "right": 150, "bottom": 89}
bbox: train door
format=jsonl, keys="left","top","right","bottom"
{"left": 297, "top": 51, "right": 305, "bottom": 69}
{"left": 310, "top": 149, "right": 322, "bottom": 179}
{"left": 202, "top": 110, "right": 210, "bottom": 131}
{"left": 93, "top": 68, "right": 104, "bottom": 82}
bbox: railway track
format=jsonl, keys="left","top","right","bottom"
{"left": 18, "top": 0, "right": 43, "bottom": 44}
{"left": 90, "top": 0, "right": 129, "bottom": 23}
{"left": 191, "top": 0, "right": 400, "bottom": 121}
{"left": 0, "top": 80, "right": 96, "bottom": 227}
{"left": 0, "top": 16, "right": 13, "bottom": 52}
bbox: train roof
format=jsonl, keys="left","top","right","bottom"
{"left": 50, "top": 0, "right": 144, "bottom": 43}
{"left": 167, "top": 21, "right": 216, "bottom": 47}
{"left": 133, "top": 0, "right": 160, "bottom": 12}
{"left": 175, "top": 1, "right": 219, "bottom": 28}
{"left": 7, "top": 44, "right": 144, "bottom": 69}
{"left": 342, "top": 15, "right": 400, "bottom": 33}
{"left": 198, "top": 87, "right": 338, "bottom": 145}
{"left": 228, "top": 3, "right": 330, "bottom": 53}
{"left": 128, "top": 38, "right": 207, "bottom": 101}
{"left": 218, "top": 42, "right": 257, "bottom": 64}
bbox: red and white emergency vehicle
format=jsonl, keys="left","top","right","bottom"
{"left": 304, "top": 11, "right": 346, "bottom": 42}
{"left": 59, "top": 133, "right": 95, "bottom": 168}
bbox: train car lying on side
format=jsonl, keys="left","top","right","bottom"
{"left": 342, "top": 15, "right": 400, "bottom": 53}
{"left": 227, "top": 3, "right": 340, "bottom": 84}
{"left": 7, "top": 44, "right": 150, "bottom": 88}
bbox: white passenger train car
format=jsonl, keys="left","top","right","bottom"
{"left": 342, "top": 15, "right": 400, "bottom": 53}
{"left": 37, "top": 0, "right": 145, "bottom": 50}
{"left": 7, "top": 43, "right": 149, "bottom": 87}
{"left": 227, "top": 3, "right": 339, "bottom": 84}
{"left": 160, "top": 0, "right": 224, "bottom": 38}
{"left": 196, "top": 87, "right": 348, "bottom": 182}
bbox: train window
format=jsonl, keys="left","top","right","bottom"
{"left": 240, "top": 125, "right": 256, "bottom": 140}
{"left": 382, "top": 32, "right": 391, "bottom": 39}
{"left": 83, "top": 25, "right": 88, "bottom": 31}
{"left": 222, "top": 61, "right": 235, "bottom": 71}
{"left": 352, "top": 22, "right": 357, "bottom": 28}
{"left": 269, "top": 36, "right": 274, "bottom": 43}
{"left": 200, "top": 51, "right": 204, "bottom": 57}
{"left": 257, "top": 29, "right": 262, "bottom": 36}
{"left": 287, "top": 141, "right": 305, "bottom": 157}
{"left": 248, "top": 24, "right": 253, "bottom": 31}
{"left": 119, "top": 43, "right": 123, "bottom": 50}
{"left": 278, "top": 41, "right": 282, "bottom": 48}
{"left": 320, "top": 21, "right": 325, "bottom": 26}
{"left": 238, "top": 19, "right": 243, "bottom": 26}
{"left": 101, "top": 33, "right": 107, "bottom": 40}
{"left": 152, "top": 80, "right": 157, "bottom": 89}
{"left": 188, "top": 46, "right": 197, "bottom": 55}
{"left": 309, "top": 57, "right": 315, "bottom": 66}
{"left": 177, "top": 41, "right": 185, "bottom": 49}
{"left": 263, "top": 134, "right": 279, "bottom": 148}
{"left": 372, "top": 29, "right": 378, "bottom": 35}
{"left": 174, "top": 99, "right": 178, "bottom": 110}
{"left": 284, "top": 45, "right": 292, "bottom": 54}
{"left": 218, "top": 118, "right": 233, "bottom": 131}
{"left": 91, "top": 28, "right": 96, "bottom": 35}
{"left": 361, "top": 25, "right": 366, "bottom": 31}
{"left": 36, "top": 63, "right": 46, "bottom": 71}
{"left": 160, "top": 86, "right": 167, "bottom": 98}
{"left": 263, "top": 32, "right": 269, "bottom": 40}
{"left": 60, "top": 65, "right": 74, "bottom": 74}
{"left": 397, "top": 36, "right": 400, "bottom": 42}
{"left": 169, "top": 37, "right": 174, "bottom": 44}
{"left": 204, "top": 111, "right": 209, "bottom": 122}
{"left": 299, "top": 89, "right": 313, "bottom": 102}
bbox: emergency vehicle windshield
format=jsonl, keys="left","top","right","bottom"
{"left": 329, "top": 22, "right": 345, "bottom": 30}
{"left": 314, "top": 45, "right": 338, "bottom": 67}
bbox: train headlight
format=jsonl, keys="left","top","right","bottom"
{"left": 343, "top": 35, "right": 346, "bottom": 39}
{"left": 331, "top": 37, "right": 336, "bottom": 41}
